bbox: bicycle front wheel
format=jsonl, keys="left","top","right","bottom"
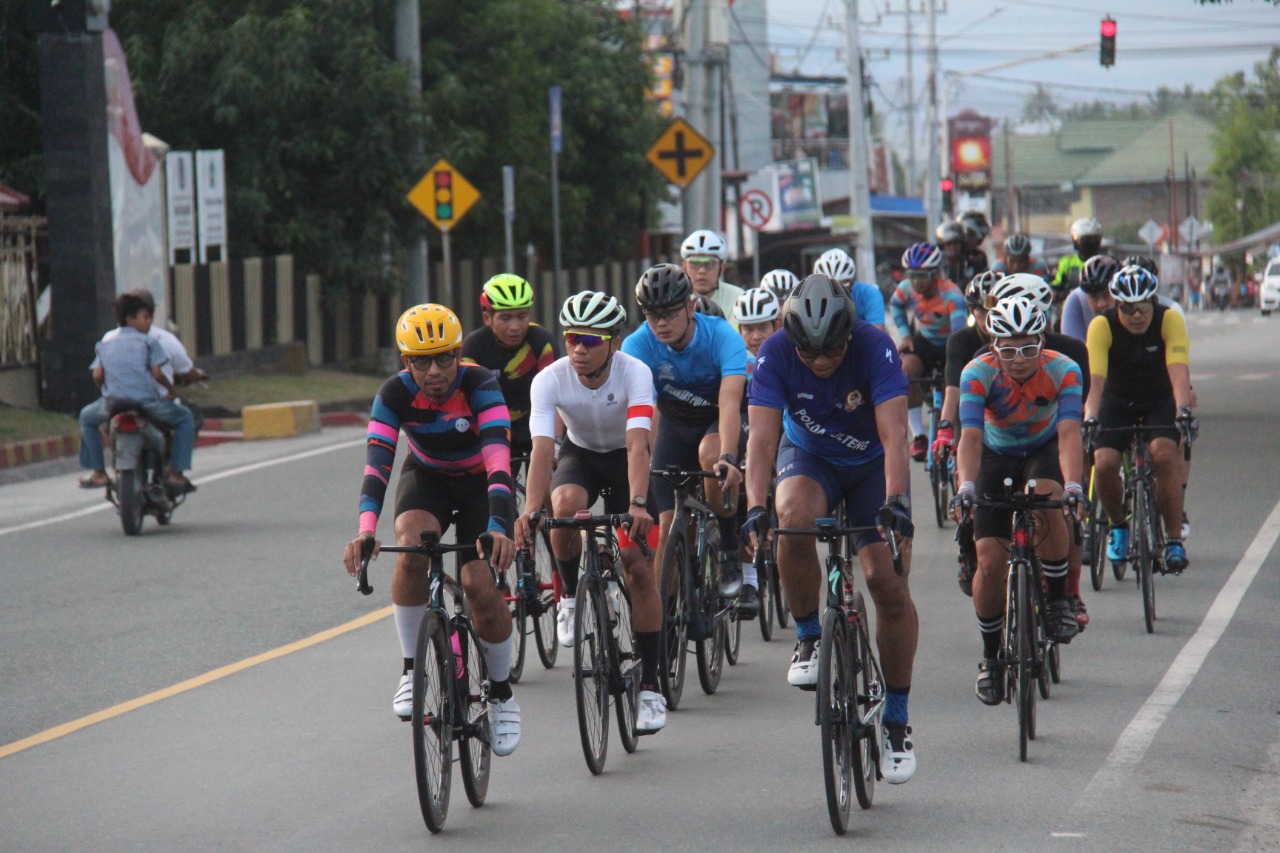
{"left": 458, "top": 622, "right": 491, "bottom": 808}
{"left": 507, "top": 566, "right": 527, "bottom": 685}
{"left": 770, "top": 547, "right": 790, "bottom": 629}
{"left": 412, "top": 611, "right": 454, "bottom": 834}
{"left": 659, "top": 528, "right": 690, "bottom": 709}
{"left": 756, "top": 549, "right": 775, "bottom": 641}
{"left": 532, "top": 529, "right": 560, "bottom": 669}
{"left": 573, "top": 572, "right": 610, "bottom": 775}
{"left": 850, "top": 591, "right": 878, "bottom": 810}
{"left": 1014, "top": 565, "right": 1037, "bottom": 761}
{"left": 724, "top": 607, "right": 742, "bottom": 665}
{"left": 1085, "top": 509, "right": 1107, "bottom": 591}
{"left": 1136, "top": 483, "right": 1157, "bottom": 634}
{"left": 818, "top": 608, "right": 854, "bottom": 835}
{"left": 930, "top": 450, "right": 949, "bottom": 528}
{"left": 611, "top": 579, "right": 641, "bottom": 755}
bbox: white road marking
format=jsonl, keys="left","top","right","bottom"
{"left": 1237, "top": 373, "right": 1274, "bottom": 381}
{"left": 1076, "top": 494, "right": 1280, "bottom": 810}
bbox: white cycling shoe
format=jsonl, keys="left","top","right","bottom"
{"left": 488, "top": 697, "right": 521, "bottom": 756}
{"left": 393, "top": 672, "right": 413, "bottom": 719}
{"left": 880, "top": 723, "right": 916, "bottom": 784}
{"left": 557, "top": 597, "right": 576, "bottom": 648}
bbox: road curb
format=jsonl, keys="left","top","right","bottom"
{"left": 0, "top": 434, "right": 79, "bottom": 470}
{"left": 242, "top": 400, "right": 321, "bottom": 441}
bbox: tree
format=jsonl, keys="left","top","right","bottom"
{"left": 1021, "top": 84, "right": 1059, "bottom": 126}
{"left": 1205, "top": 48, "right": 1280, "bottom": 245}
{"left": 0, "top": 3, "right": 46, "bottom": 198}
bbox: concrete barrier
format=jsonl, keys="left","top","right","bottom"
{"left": 241, "top": 400, "right": 321, "bottom": 440}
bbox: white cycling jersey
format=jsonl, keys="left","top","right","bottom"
{"left": 529, "top": 351, "right": 655, "bottom": 453}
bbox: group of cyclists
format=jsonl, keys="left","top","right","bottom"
{"left": 341, "top": 216, "right": 1197, "bottom": 791}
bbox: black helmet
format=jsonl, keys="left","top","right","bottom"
{"left": 965, "top": 270, "right": 1004, "bottom": 310}
{"left": 958, "top": 210, "right": 991, "bottom": 244}
{"left": 935, "top": 220, "right": 964, "bottom": 245}
{"left": 691, "top": 293, "right": 725, "bottom": 318}
{"left": 635, "top": 263, "right": 692, "bottom": 310}
{"left": 782, "top": 274, "right": 856, "bottom": 352}
{"left": 1081, "top": 255, "right": 1122, "bottom": 295}
{"left": 1120, "top": 254, "right": 1158, "bottom": 276}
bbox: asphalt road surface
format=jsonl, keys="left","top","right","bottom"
{"left": 2, "top": 310, "right": 1278, "bottom": 851}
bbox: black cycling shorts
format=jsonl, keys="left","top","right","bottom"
{"left": 1095, "top": 394, "right": 1179, "bottom": 453}
{"left": 908, "top": 332, "right": 947, "bottom": 377}
{"left": 974, "top": 439, "right": 1063, "bottom": 541}
{"left": 394, "top": 458, "right": 495, "bottom": 564}
{"left": 649, "top": 414, "right": 746, "bottom": 515}
{"left": 552, "top": 440, "right": 631, "bottom": 516}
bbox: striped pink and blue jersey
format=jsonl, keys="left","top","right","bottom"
{"left": 359, "top": 365, "right": 513, "bottom": 535}
{"left": 959, "top": 350, "right": 1083, "bottom": 456}
{"left": 889, "top": 279, "right": 967, "bottom": 346}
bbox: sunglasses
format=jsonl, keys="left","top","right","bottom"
{"left": 685, "top": 258, "right": 720, "bottom": 270}
{"left": 993, "top": 343, "right": 1042, "bottom": 361}
{"left": 795, "top": 342, "right": 848, "bottom": 361}
{"left": 564, "top": 331, "right": 612, "bottom": 348}
{"left": 642, "top": 304, "right": 686, "bottom": 323}
{"left": 1117, "top": 302, "right": 1154, "bottom": 316}
{"left": 407, "top": 351, "right": 458, "bottom": 370}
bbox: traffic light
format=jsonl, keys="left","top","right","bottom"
{"left": 434, "top": 169, "right": 453, "bottom": 221}
{"left": 940, "top": 177, "right": 954, "bottom": 215}
{"left": 1100, "top": 17, "right": 1116, "bottom": 68}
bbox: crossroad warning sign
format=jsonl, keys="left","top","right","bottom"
{"left": 645, "top": 118, "right": 714, "bottom": 189}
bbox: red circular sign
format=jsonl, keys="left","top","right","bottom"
{"left": 739, "top": 189, "right": 773, "bottom": 231}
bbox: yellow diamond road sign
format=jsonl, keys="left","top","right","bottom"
{"left": 408, "top": 159, "right": 480, "bottom": 232}
{"left": 646, "top": 118, "right": 714, "bottom": 189}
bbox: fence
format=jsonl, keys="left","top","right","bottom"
{"left": 0, "top": 216, "right": 43, "bottom": 368}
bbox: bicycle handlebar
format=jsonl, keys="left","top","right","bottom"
{"left": 1083, "top": 421, "right": 1195, "bottom": 461}
{"left": 356, "top": 531, "right": 495, "bottom": 596}
{"left": 774, "top": 516, "right": 904, "bottom": 577}
{"left": 533, "top": 511, "right": 652, "bottom": 560}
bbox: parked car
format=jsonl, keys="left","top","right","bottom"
{"left": 1261, "top": 259, "right": 1280, "bottom": 316}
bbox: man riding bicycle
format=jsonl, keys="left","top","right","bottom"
{"left": 341, "top": 303, "right": 521, "bottom": 756}
{"left": 991, "top": 233, "right": 1050, "bottom": 280}
{"left": 951, "top": 297, "right": 1086, "bottom": 706}
{"left": 681, "top": 229, "right": 743, "bottom": 320}
{"left": 742, "top": 273, "right": 920, "bottom": 785}
{"left": 813, "top": 247, "right": 886, "bottom": 330}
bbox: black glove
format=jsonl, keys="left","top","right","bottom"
{"left": 1081, "top": 417, "right": 1100, "bottom": 449}
{"left": 880, "top": 498, "right": 915, "bottom": 540}
{"left": 741, "top": 505, "right": 770, "bottom": 543}
{"left": 950, "top": 489, "right": 976, "bottom": 518}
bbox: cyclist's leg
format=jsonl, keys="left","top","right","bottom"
{"left": 1094, "top": 395, "right": 1133, "bottom": 525}
{"left": 972, "top": 448, "right": 1018, "bottom": 703}
{"left": 902, "top": 345, "right": 926, "bottom": 441}
{"left": 1150, "top": 432, "right": 1189, "bottom": 566}
{"left": 648, "top": 416, "right": 700, "bottom": 592}
{"left": 1025, "top": 449, "right": 1078, "bottom": 641}
{"left": 548, "top": 442, "right": 597, "bottom": 596}
{"left": 701, "top": 419, "right": 744, "bottom": 594}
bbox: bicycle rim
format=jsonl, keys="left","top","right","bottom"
{"left": 931, "top": 455, "right": 947, "bottom": 528}
{"left": 533, "top": 530, "right": 559, "bottom": 668}
{"left": 851, "top": 591, "right": 877, "bottom": 811}
{"left": 695, "top": 532, "right": 725, "bottom": 694}
{"left": 1137, "top": 485, "right": 1156, "bottom": 633}
{"left": 508, "top": 573, "right": 527, "bottom": 685}
{"left": 573, "top": 573, "right": 609, "bottom": 774}
{"left": 818, "top": 608, "right": 853, "bottom": 835}
{"left": 758, "top": 550, "right": 775, "bottom": 641}
{"left": 659, "top": 529, "right": 689, "bottom": 709}
{"left": 612, "top": 581, "right": 641, "bottom": 754}
{"left": 1087, "top": 513, "right": 1107, "bottom": 592}
{"left": 412, "top": 612, "right": 453, "bottom": 833}
{"left": 1016, "top": 567, "right": 1036, "bottom": 760}
{"left": 695, "top": 610, "right": 725, "bottom": 695}
{"left": 458, "top": 623, "right": 491, "bottom": 808}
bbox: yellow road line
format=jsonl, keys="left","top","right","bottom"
{"left": 0, "top": 606, "right": 392, "bottom": 761}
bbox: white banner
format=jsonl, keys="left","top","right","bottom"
{"left": 196, "top": 149, "right": 227, "bottom": 263}
{"left": 166, "top": 151, "right": 196, "bottom": 265}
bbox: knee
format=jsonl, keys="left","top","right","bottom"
{"left": 624, "top": 556, "right": 655, "bottom": 591}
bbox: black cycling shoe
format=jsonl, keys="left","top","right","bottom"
{"left": 957, "top": 562, "right": 974, "bottom": 597}
{"left": 718, "top": 559, "right": 743, "bottom": 598}
{"left": 736, "top": 584, "right": 760, "bottom": 619}
{"left": 975, "top": 658, "right": 1004, "bottom": 706}
{"left": 1046, "top": 599, "right": 1079, "bottom": 644}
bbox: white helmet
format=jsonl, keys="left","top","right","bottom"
{"left": 985, "top": 296, "right": 1047, "bottom": 338}
{"left": 732, "top": 288, "right": 780, "bottom": 325}
{"left": 760, "top": 269, "right": 800, "bottom": 300}
{"left": 1109, "top": 265, "right": 1159, "bottom": 303}
{"left": 559, "top": 290, "right": 627, "bottom": 331}
{"left": 680, "top": 229, "right": 728, "bottom": 261}
{"left": 991, "top": 272, "right": 1053, "bottom": 313}
{"left": 1070, "top": 217, "right": 1103, "bottom": 240}
{"left": 813, "top": 248, "right": 856, "bottom": 285}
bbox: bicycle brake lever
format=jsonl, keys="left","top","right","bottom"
{"left": 357, "top": 536, "right": 375, "bottom": 596}
{"left": 876, "top": 506, "right": 905, "bottom": 576}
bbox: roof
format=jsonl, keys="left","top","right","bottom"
{"left": 0, "top": 183, "right": 31, "bottom": 212}
{"left": 1076, "top": 111, "right": 1217, "bottom": 186}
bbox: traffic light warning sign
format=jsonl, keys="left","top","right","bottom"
{"left": 408, "top": 159, "right": 480, "bottom": 232}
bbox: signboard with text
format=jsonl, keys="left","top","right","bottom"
{"left": 949, "top": 109, "right": 994, "bottom": 193}
{"left": 195, "top": 149, "right": 226, "bottom": 263}
{"left": 165, "top": 151, "right": 195, "bottom": 265}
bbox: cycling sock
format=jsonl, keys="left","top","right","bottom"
{"left": 978, "top": 614, "right": 1003, "bottom": 659}
{"left": 478, "top": 635, "right": 513, "bottom": 683}
{"left": 883, "top": 686, "right": 910, "bottom": 726}
{"left": 556, "top": 557, "right": 580, "bottom": 596}
{"left": 393, "top": 603, "right": 429, "bottom": 660}
{"left": 1042, "top": 558, "right": 1069, "bottom": 599}
{"left": 402, "top": 657, "right": 414, "bottom": 675}
{"left": 908, "top": 407, "right": 924, "bottom": 438}
{"left": 796, "top": 610, "right": 821, "bottom": 641}
{"left": 742, "top": 561, "right": 758, "bottom": 587}
{"left": 1066, "top": 560, "right": 1082, "bottom": 597}
{"left": 718, "top": 514, "right": 739, "bottom": 552}
{"left": 488, "top": 679, "right": 513, "bottom": 703}
{"left": 636, "top": 630, "right": 662, "bottom": 687}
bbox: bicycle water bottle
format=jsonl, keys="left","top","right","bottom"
{"left": 606, "top": 580, "right": 621, "bottom": 639}
{"left": 450, "top": 630, "right": 465, "bottom": 680}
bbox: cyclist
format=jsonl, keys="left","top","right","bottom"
{"left": 937, "top": 219, "right": 969, "bottom": 287}
{"left": 951, "top": 297, "right": 1086, "bottom": 706}
{"left": 1083, "top": 266, "right": 1195, "bottom": 573}
{"left": 692, "top": 292, "right": 726, "bottom": 319}
{"left": 514, "top": 291, "right": 667, "bottom": 732}
{"left": 341, "top": 303, "right": 521, "bottom": 756}
{"left": 760, "top": 268, "right": 801, "bottom": 309}
{"left": 890, "top": 241, "right": 967, "bottom": 461}
{"left": 681, "top": 229, "right": 743, "bottom": 320}
{"left": 742, "top": 273, "right": 919, "bottom": 784}
{"left": 957, "top": 210, "right": 992, "bottom": 279}
{"left": 1053, "top": 217, "right": 1103, "bottom": 303}
{"left": 1061, "top": 255, "right": 1122, "bottom": 342}
{"left": 462, "top": 273, "right": 561, "bottom": 465}
{"left": 813, "top": 247, "right": 886, "bottom": 330}
{"left": 991, "top": 233, "right": 1050, "bottom": 281}
{"left": 621, "top": 263, "right": 748, "bottom": 600}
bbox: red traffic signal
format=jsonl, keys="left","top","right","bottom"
{"left": 1100, "top": 17, "right": 1116, "bottom": 67}
{"left": 1100, "top": 18, "right": 1116, "bottom": 38}
{"left": 940, "top": 178, "right": 954, "bottom": 192}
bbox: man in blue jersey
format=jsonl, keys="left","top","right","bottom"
{"left": 621, "top": 264, "right": 749, "bottom": 597}
{"left": 742, "top": 273, "right": 919, "bottom": 785}
{"left": 813, "top": 247, "right": 886, "bottom": 330}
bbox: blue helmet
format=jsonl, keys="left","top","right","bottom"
{"left": 902, "top": 242, "right": 942, "bottom": 272}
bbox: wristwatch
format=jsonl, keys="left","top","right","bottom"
{"left": 886, "top": 493, "right": 911, "bottom": 512}
{"left": 630, "top": 496, "right": 648, "bottom": 507}
{"left": 718, "top": 453, "right": 738, "bottom": 467}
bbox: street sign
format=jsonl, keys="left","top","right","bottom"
{"left": 645, "top": 118, "right": 714, "bottom": 189}
{"left": 739, "top": 189, "right": 773, "bottom": 231}
{"left": 408, "top": 159, "right": 480, "bottom": 232}
{"left": 1179, "top": 215, "right": 1203, "bottom": 244}
{"left": 1138, "top": 219, "right": 1162, "bottom": 247}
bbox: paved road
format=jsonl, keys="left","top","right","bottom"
{"left": 2, "top": 311, "right": 1278, "bottom": 851}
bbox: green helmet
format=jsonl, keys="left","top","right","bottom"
{"left": 480, "top": 273, "right": 533, "bottom": 311}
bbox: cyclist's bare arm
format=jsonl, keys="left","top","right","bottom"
{"left": 874, "top": 395, "right": 912, "bottom": 501}
{"left": 625, "top": 426, "right": 654, "bottom": 542}
{"left": 744, "top": 404, "right": 783, "bottom": 550}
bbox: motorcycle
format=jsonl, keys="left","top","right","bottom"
{"left": 1212, "top": 281, "right": 1230, "bottom": 311}
{"left": 105, "top": 405, "right": 187, "bottom": 535}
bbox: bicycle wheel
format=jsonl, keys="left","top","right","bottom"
{"left": 850, "top": 591, "right": 878, "bottom": 811}
{"left": 1047, "top": 638, "right": 1061, "bottom": 685}
{"left": 818, "top": 607, "right": 854, "bottom": 834}
{"left": 1113, "top": 477, "right": 1131, "bottom": 581}
{"left": 532, "top": 529, "right": 559, "bottom": 669}
{"left": 507, "top": 567, "right": 527, "bottom": 685}
{"left": 724, "top": 607, "right": 742, "bottom": 665}
{"left": 458, "top": 621, "right": 491, "bottom": 808}
{"left": 659, "top": 527, "right": 690, "bottom": 709}
{"left": 695, "top": 536, "right": 725, "bottom": 695}
{"left": 1136, "top": 483, "right": 1156, "bottom": 634}
{"left": 412, "top": 611, "right": 454, "bottom": 834}
{"left": 1014, "top": 565, "right": 1036, "bottom": 761}
{"left": 611, "top": 579, "right": 641, "bottom": 755}
{"left": 771, "top": 549, "right": 790, "bottom": 629}
{"left": 756, "top": 549, "right": 775, "bottom": 641}
{"left": 930, "top": 449, "right": 948, "bottom": 528}
{"left": 696, "top": 608, "right": 725, "bottom": 694}
{"left": 573, "top": 572, "right": 610, "bottom": 774}
{"left": 1085, "top": 510, "right": 1107, "bottom": 592}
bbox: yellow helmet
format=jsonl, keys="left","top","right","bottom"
{"left": 395, "top": 304, "right": 463, "bottom": 355}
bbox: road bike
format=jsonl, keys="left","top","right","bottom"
{"left": 357, "top": 531, "right": 493, "bottom": 834}
{"left": 505, "top": 456, "right": 559, "bottom": 681}
{"left": 538, "top": 510, "right": 653, "bottom": 774}
{"left": 749, "top": 490, "right": 789, "bottom": 641}
{"left": 911, "top": 372, "right": 956, "bottom": 528}
{"left": 774, "top": 504, "right": 902, "bottom": 835}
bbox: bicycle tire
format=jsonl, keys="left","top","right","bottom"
{"left": 930, "top": 450, "right": 948, "bottom": 528}
{"left": 1086, "top": 511, "right": 1107, "bottom": 592}
{"left": 850, "top": 591, "right": 877, "bottom": 811}
{"left": 695, "top": 530, "right": 725, "bottom": 695}
{"left": 508, "top": 567, "right": 527, "bottom": 685}
{"left": 1136, "top": 483, "right": 1156, "bottom": 634}
{"left": 725, "top": 608, "right": 742, "bottom": 665}
{"left": 757, "top": 549, "right": 775, "bottom": 641}
{"left": 118, "top": 469, "right": 145, "bottom": 536}
{"left": 696, "top": 610, "right": 725, "bottom": 694}
{"left": 611, "top": 578, "right": 641, "bottom": 755}
{"left": 412, "top": 611, "right": 454, "bottom": 834}
{"left": 1015, "top": 564, "right": 1036, "bottom": 761}
{"left": 771, "top": 549, "right": 790, "bottom": 629}
{"left": 659, "top": 527, "right": 690, "bottom": 709}
{"left": 573, "top": 571, "right": 610, "bottom": 774}
{"left": 1047, "top": 638, "right": 1061, "bottom": 685}
{"left": 458, "top": 621, "right": 491, "bottom": 808}
{"left": 532, "top": 529, "right": 559, "bottom": 669}
{"left": 818, "top": 607, "right": 854, "bottom": 835}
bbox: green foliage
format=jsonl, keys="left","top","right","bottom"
{"left": 0, "top": 3, "right": 44, "bottom": 197}
{"left": 1061, "top": 86, "right": 1216, "bottom": 122}
{"left": 1205, "top": 49, "right": 1280, "bottom": 246}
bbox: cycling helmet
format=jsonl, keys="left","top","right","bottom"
{"left": 965, "top": 270, "right": 1004, "bottom": 310}
{"left": 990, "top": 272, "right": 1053, "bottom": 313}
{"left": 692, "top": 293, "right": 725, "bottom": 318}
{"left": 559, "top": 290, "right": 627, "bottom": 331}
{"left": 396, "top": 304, "right": 463, "bottom": 355}
{"left": 813, "top": 248, "right": 856, "bottom": 284}
{"left": 1002, "top": 233, "right": 1031, "bottom": 258}
{"left": 680, "top": 229, "right": 728, "bottom": 261}
{"left": 635, "top": 263, "right": 693, "bottom": 309}
{"left": 781, "top": 274, "right": 857, "bottom": 352}
{"left": 760, "top": 269, "right": 801, "bottom": 300}
{"left": 1121, "top": 254, "right": 1158, "bottom": 276}
{"left": 935, "top": 221, "right": 964, "bottom": 245}
{"left": 1081, "top": 255, "right": 1123, "bottom": 295}
{"left": 959, "top": 211, "right": 991, "bottom": 244}
{"left": 985, "top": 295, "right": 1047, "bottom": 338}
{"left": 1070, "top": 217, "right": 1103, "bottom": 241}
{"left": 479, "top": 273, "right": 533, "bottom": 311}
{"left": 1109, "top": 265, "right": 1159, "bottom": 303}
{"left": 732, "top": 288, "right": 780, "bottom": 325}
{"left": 902, "top": 242, "right": 943, "bottom": 271}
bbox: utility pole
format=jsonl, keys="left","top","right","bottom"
{"left": 395, "top": 0, "right": 428, "bottom": 302}
{"left": 883, "top": 1, "right": 920, "bottom": 195}
{"left": 924, "top": 0, "right": 941, "bottom": 231}
{"left": 844, "top": 0, "right": 876, "bottom": 283}
{"left": 681, "top": 0, "right": 725, "bottom": 235}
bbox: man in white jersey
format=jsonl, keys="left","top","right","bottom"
{"left": 514, "top": 291, "right": 667, "bottom": 732}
